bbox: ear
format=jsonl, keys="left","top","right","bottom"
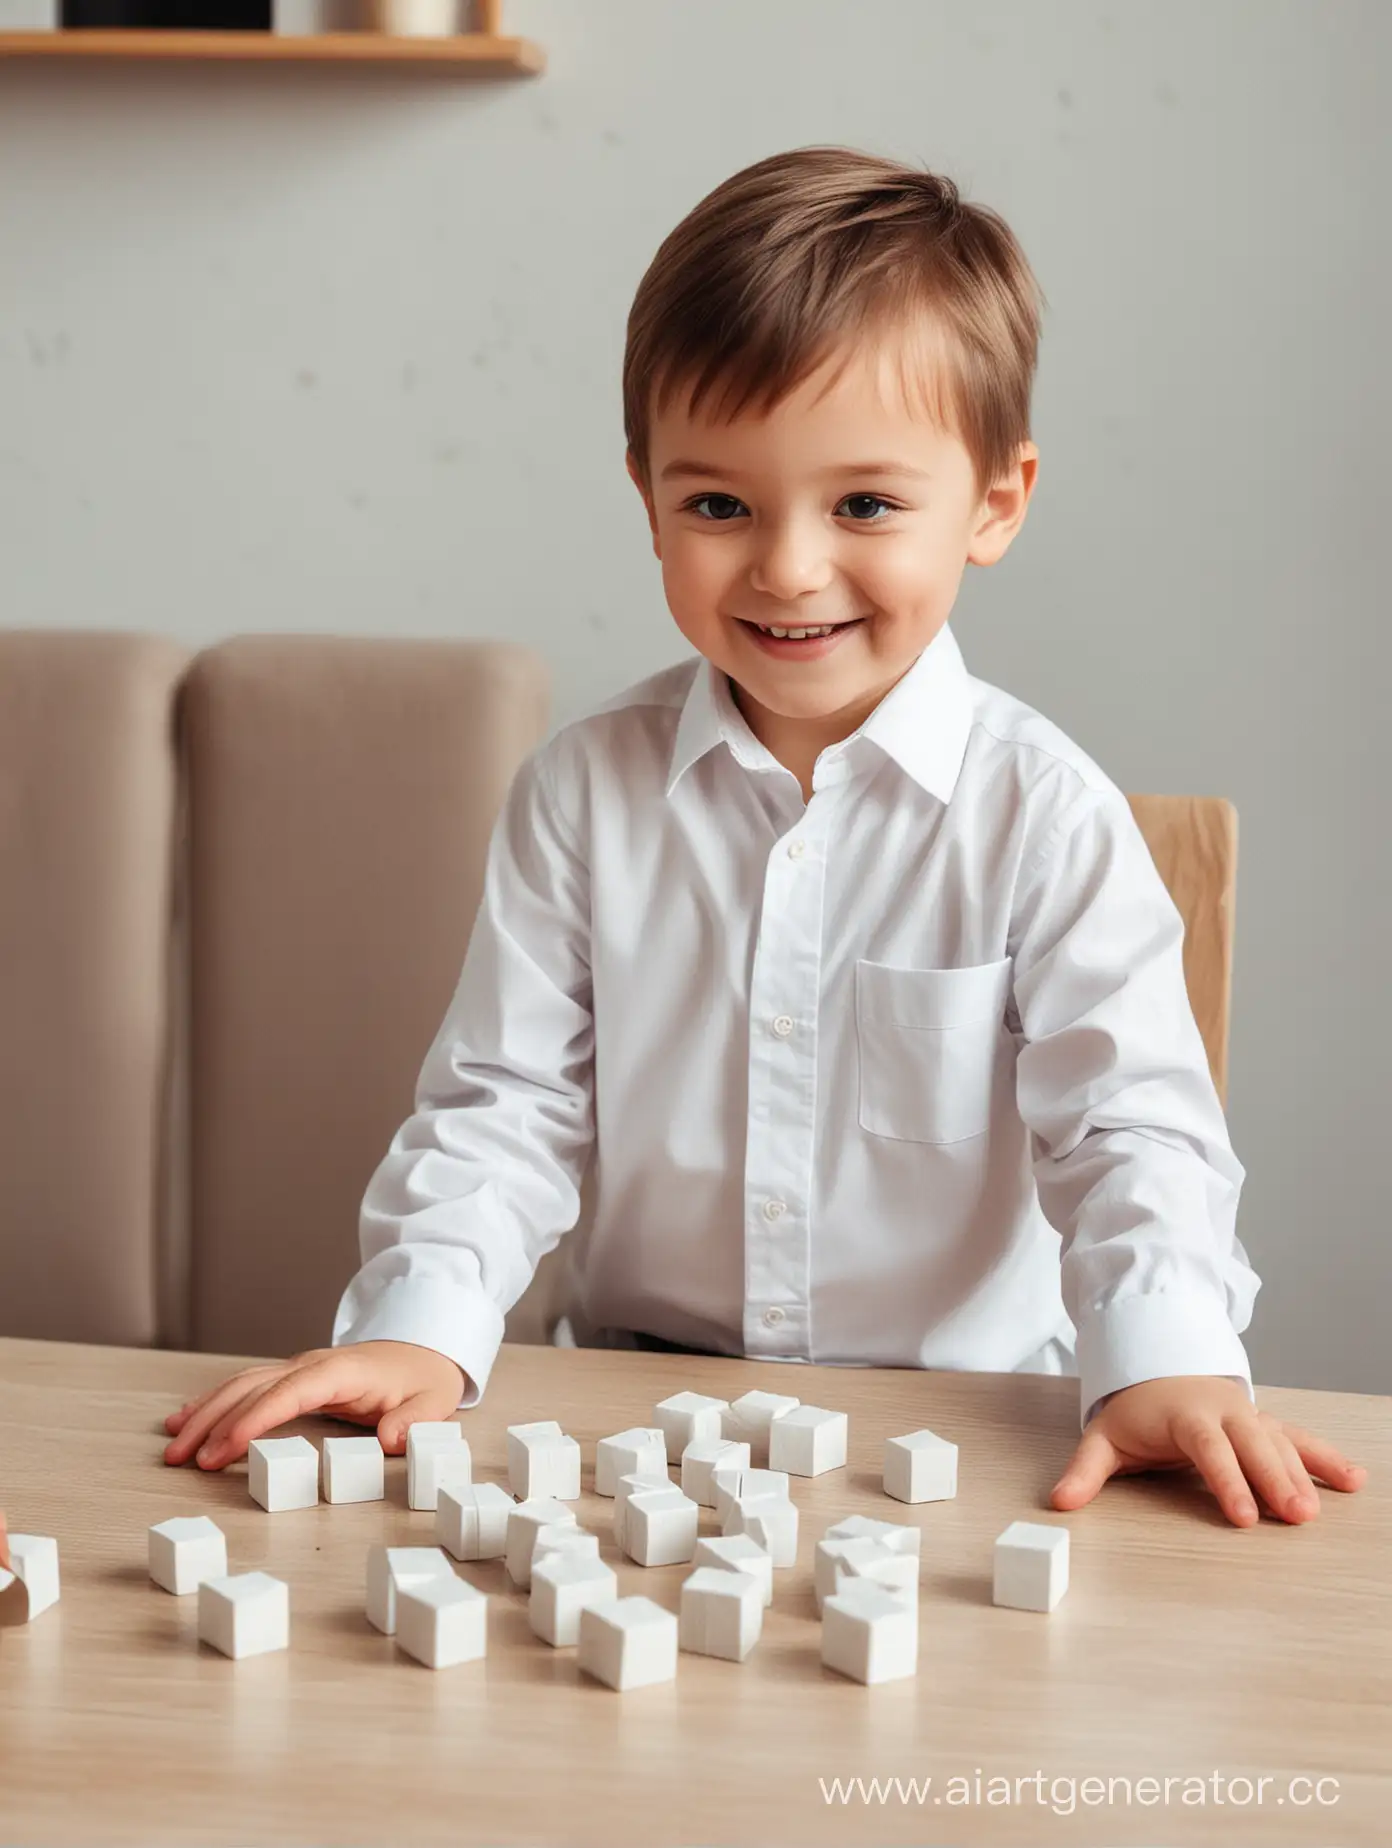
{"left": 626, "top": 449, "right": 662, "bottom": 559}
{"left": 967, "top": 441, "right": 1039, "bottom": 567}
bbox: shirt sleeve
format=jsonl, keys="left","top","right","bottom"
{"left": 1007, "top": 782, "right": 1261, "bottom": 1429}
{"left": 331, "top": 739, "right": 594, "bottom": 1406}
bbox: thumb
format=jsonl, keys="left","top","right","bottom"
{"left": 378, "top": 1390, "right": 460, "bottom": 1455}
{"left": 1051, "top": 1428, "right": 1121, "bottom": 1510}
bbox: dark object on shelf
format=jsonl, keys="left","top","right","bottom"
{"left": 62, "top": 0, "right": 272, "bottom": 26}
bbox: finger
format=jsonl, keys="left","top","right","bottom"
{"left": 1050, "top": 1428, "right": 1121, "bottom": 1510}
{"left": 378, "top": 1389, "right": 463, "bottom": 1455}
{"left": 1227, "top": 1418, "right": 1311, "bottom": 1523}
{"left": 163, "top": 1369, "right": 285, "bottom": 1465}
{"left": 1282, "top": 1424, "right": 1368, "bottom": 1493}
{"left": 1175, "top": 1419, "right": 1258, "bottom": 1526}
{"left": 204, "top": 1356, "right": 366, "bottom": 1467}
{"left": 1273, "top": 1430, "right": 1320, "bottom": 1519}
{"left": 164, "top": 1366, "right": 280, "bottom": 1439}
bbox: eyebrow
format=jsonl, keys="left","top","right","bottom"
{"left": 659, "top": 459, "right": 932, "bottom": 483}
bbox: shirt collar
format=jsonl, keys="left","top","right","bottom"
{"left": 666, "top": 621, "right": 975, "bottom": 805}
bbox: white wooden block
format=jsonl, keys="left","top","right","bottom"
{"left": 534, "top": 1522, "right": 600, "bottom": 1568}
{"left": 679, "top": 1566, "right": 763, "bottom": 1661}
{"left": 3, "top": 1535, "right": 60, "bottom": 1620}
{"left": 824, "top": 1514, "right": 922, "bottom": 1557}
{"left": 655, "top": 1392, "right": 729, "bottom": 1463}
{"left": 321, "top": 1435, "right": 385, "bottom": 1505}
{"left": 814, "top": 1538, "right": 862, "bottom": 1613}
{"left": 822, "top": 1579, "right": 918, "bottom": 1685}
{"left": 693, "top": 1534, "right": 774, "bottom": 1608}
{"left": 613, "top": 1469, "right": 671, "bottom": 1551}
{"left": 720, "top": 1390, "right": 800, "bottom": 1466}
{"left": 506, "top": 1419, "right": 561, "bottom": 1482}
{"left": 396, "top": 1576, "right": 487, "bottom": 1668}
{"left": 365, "top": 1545, "right": 455, "bottom": 1635}
{"left": 594, "top": 1427, "right": 668, "bottom": 1497}
{"left": 578, "top": 1596, "right": 678, "bottom": 1690}
{"left": 711, "top": 1466, "right": 789, "bottom": 1526}
{"left": 530, "top": 1553, "right": 619, "bottom": 1646}
{"left": 148, "top": 1517, "right": 227, "bottom": 1596}
{"left": 510, "top": 1433, "right": 581, "bottom": 1503}
{"left": 505, "top": 1499, "right": 579, "bottom": 1587}
{"left": 248, "top": 1436, "right": 319, "bottom": 1512}
{"left": 681, "top": 1438, "right": 750, "bottom": 1507}
{"left": 435, "top": 1482, "right": 514, "bottom": 1562}
{"left": 198, "top": 1572, "right": 289, "bottom": 1659}
{"left": 623, "top": 1487, "right": 700, "bottom": 1567}
{"left": 884, "top": 1428, "right": 958, "bottom": 1504}
{"left": 769, "top": 1405, "right": 848, "bottom": 1477}
{"left": 723, "top": 1493, "right": 799, "bottom": 1567}
{"left": 406, "top": 1423, "right": 470, "bottom": 1512}
{"left": 831, "top": 1536, "right": 919, "bottom": 1605}
{"left": 993, "top": 1521, "right": 1069, "bottom": 1612}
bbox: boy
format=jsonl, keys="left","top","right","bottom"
{"left": 166, "top": 147, "right": 1364, "bottom": 1528}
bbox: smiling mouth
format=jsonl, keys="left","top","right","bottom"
{"left": 739, "top": 617, "right": 865, "bottom": 639}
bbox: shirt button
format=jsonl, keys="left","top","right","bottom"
{"left": 771, "top": 1014, "right": 794, "bottom": 1038}
{"left": 787, "top": 839, "right": 806, "bottom": 859}
{"left": 762, "top": 1306, "right": 786, "bottom": 1328}
{"left": 762, "top": 1199, "right": 786, "bottom": 1221}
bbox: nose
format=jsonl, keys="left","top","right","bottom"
{"left": 747, "top": 512, "right": 835, "bottom": 602}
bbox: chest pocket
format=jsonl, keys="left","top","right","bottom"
{"left": 855, "top": 957, "right": 1014, "bottom": 1145}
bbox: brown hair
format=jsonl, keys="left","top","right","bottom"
{"left": 623, "top": 146, "right": 1046, "bottom": 506}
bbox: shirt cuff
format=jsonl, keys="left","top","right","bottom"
{"left": 1074, "top": 1289, "right": 1255, "bottom": 1429}
{"left": 332, "top": 1275, "right": 506, "bottom": 1409}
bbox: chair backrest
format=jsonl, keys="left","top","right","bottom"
{"left": 0, "top": 630, "right": 189, "bottom": 1345}
{"left": 1126, "top": 794, "right": 1237, "bottom": 1105}
{"left": 182, "top": 635, "right": 550, "bottom": 1359}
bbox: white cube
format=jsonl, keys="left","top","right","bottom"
{"left": 623, "top": 1487, "right": 700, "bottom": 1567}
{"left": 693, "top": 1534, "right": 774, "bottom": 1608}
{"left": 506, "top": 1419, "right": 562, "bottom": 1490}
{"left": 824, "top": 1515, "right": 922, "bottom": 1557}
{"left": 884, "top": 1428, "right": 958, "bottom": 1504}
{"left": 435, "top": 1482, "right": 514, "bottom": 1562}
{"left": 721, "top": 1391, "right": 800, "bottom": 1466}
{"left": 831, "top": 1536, "right": 919, "bottom": 1605}
{"left": 365, "top": 1545, "right": 455, "bottom": 1635}
{"left": 814, "top": 1538, "right": 862, "bottom": 1613}
{"left": 3, "top": 1535, "right": 60, "bottom": 1620}
{"left": 148, "top": 1517, "right": 227, "bottom": 1596}
{"left": 993, "top": 1521, "right": 1069, "bottom": 1612}
{"left": 822, "top": 1579, "right": 918, "bottom": 1685}
{"left": 198, "top": 1572, "right": 289, "bottom": 1660}
{"left": 723, "top": 1493, "right": 799, "bottom": 1567}
{"left": 769, "top": 1405, "right": 848, "bottom": 1477}
{"left": 680, "top": 1438, "right": 750, "bottom": 1507}
{"left": 533, "top": 1522, "right": 600, "bottom": 1567}
{"left": 406, "top": 1423, "right": 470, "bottom": 1512}
{"left": 505, "top": 1499, "right": 578, "bottom": 1587}
{"left": 248, "top": 1436, "right": 319, "bottom": 1512}
{"left": 655, "top": 1392, "right": 729, "bottom": 1463}
{"left": 513, "top": 1433, "right": 581, "bottom": 1503}
{"left": 578, "top": 1596, "right": 678, "bottom": 1691}
{"left": 595, "top": 1427, "right": 668, "bottom": 1497}
{"left": 711, "top": 1467, "right": 788, "bottom": 1525}
{"left": 322, "top": 1435, "right": 385, "bottom": 1505}
{"left": 530, "top": 1553, "right": 618, "bottom": 1647}
{"left": 396, "top": 1576, "right": 487, "bottom": 1668}
{"left": 679, "top": 1566, "right": 764, "bottom": 1661}
{"left": 613, "top": 1469, "right": 671, "bottom": 1550}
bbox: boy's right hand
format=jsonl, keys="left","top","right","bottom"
{"left": 162, "top": 1341, "right": 466, "bottom": 1471}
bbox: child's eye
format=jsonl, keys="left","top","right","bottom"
{"left": 680, "top": 493, "right": 901, "bottom": 524}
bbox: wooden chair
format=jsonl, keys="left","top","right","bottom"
{"left": 1126, "top": 794, "right": 1238, "bottom": 1106}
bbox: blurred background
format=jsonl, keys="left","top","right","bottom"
{"left": 1, "top": 0, "right": 1386, "bottom": 1391}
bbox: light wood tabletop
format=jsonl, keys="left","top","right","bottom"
{"left": 0, "top": 1337, "right": 1387, "bottom": 1847}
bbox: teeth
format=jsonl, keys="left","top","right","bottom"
{"left": 757, "top": 624, "right": 838, "bottom": 639}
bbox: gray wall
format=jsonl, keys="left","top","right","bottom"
{"left": 2, "top": 0, "right": 1386, "bottom": 1393}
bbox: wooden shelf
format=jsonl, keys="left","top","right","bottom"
{"left": 0, "top": 28, "right": 544, "bottom": 73}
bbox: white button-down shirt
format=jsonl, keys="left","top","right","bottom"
{"left": 333, "top": 623, "right": 1259, "bottom": 1427}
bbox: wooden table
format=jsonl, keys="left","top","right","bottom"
{"left": 0, "top": 1338, "right": 1387, "bottom": 1847}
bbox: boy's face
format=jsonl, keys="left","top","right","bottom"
{"left": 628, "top": 329, "right": 1038, "bottom": 776}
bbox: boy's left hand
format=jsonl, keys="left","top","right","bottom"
{"left": 1050, "top": 1376, "right": 1368, "bottom": 1527}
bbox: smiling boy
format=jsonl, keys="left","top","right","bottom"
{"left": 165, "top": 147, "right": 1365, "bottom": 1526}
